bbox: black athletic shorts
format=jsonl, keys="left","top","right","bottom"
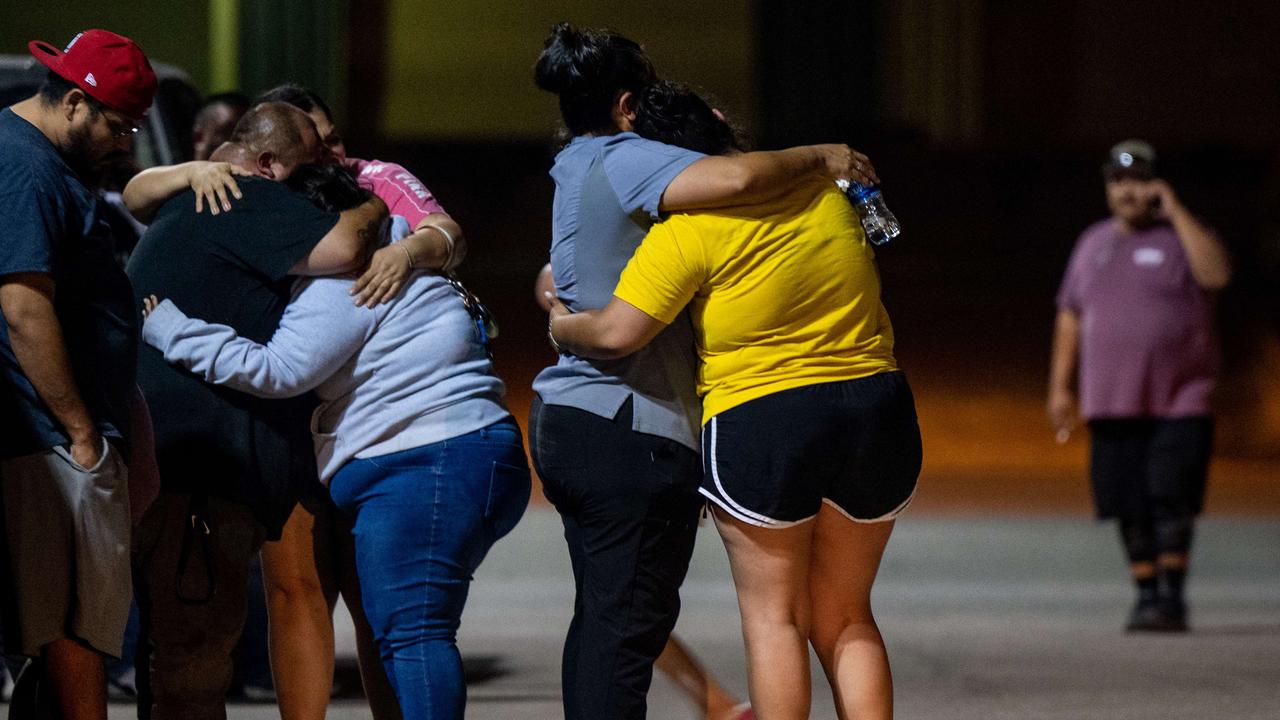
{"left": 1088, "top": 417, "right": 1212, "bottom": 520}
{"left": 700, "top": 371, "right": 921, "bottom": 527}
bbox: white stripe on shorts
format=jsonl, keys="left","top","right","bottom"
{"left": 703, "top": 417, "right": 815, "bottom": 529}
{"left": 822, "top": 486, "right": 917, "bottom": 524}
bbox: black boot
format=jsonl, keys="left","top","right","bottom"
{"left": 1126, "top": 572, "right": 1187, "bottom": 632}
{"left": 1125, "top": 577, "right": 1171, "bottom": 632}
{"left": 1155, "top": 567, "right": 1189, "bottom": 632}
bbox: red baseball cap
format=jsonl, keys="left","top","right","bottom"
{"left": 29, "top": 29, "right": 157, "bottom": 122}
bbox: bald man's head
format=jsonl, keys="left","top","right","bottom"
{"left": 223, "top": 101, "right": 324, "bottom": 181}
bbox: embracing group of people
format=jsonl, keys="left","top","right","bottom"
{"left": 528, "top": 23, "right": 921, "bottom": 720}
{"left": 0, "top": 21, "right": 919, "bottom": 720}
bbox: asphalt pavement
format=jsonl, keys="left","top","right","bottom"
{"left": 14, "top": 509, "right": 1279, "bottom": 719}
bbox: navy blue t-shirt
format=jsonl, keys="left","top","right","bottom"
{"left": 0, "top": 107, "right": 137, "bottom": 460}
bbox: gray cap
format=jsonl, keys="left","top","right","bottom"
{"left": 1105, "top": 139, "right": 1156, "bottom": 177}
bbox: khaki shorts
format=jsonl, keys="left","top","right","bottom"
{"left": 1, "top": 438, "right": 132, "bottom": 657}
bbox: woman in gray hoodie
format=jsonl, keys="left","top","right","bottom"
{"left": 140, "top": 164, "right": 529, "bottom": 720}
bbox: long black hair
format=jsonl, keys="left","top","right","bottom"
{"left": 632, "top": 81, "right": 742, "bottom": 156}
{"left": 284, "top": 163, "right": 369, "bottom": 212}
{"left": 534, "top": 22, "right": 656, "bottom": 137}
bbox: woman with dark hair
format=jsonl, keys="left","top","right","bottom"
{"left": 529, "top": 22, "right": 880, "bottom": 720}
{"left": 547, "top": 81, "right": 919, "bottom": 720}
{"left": 241, "top": 83, "right": 472, "bottom": 720}
{"left": 139, "top": 162, "right": 530, "bottom": 720}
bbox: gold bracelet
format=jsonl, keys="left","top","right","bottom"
{"left": 398, "top": 243, "right": 415, "bottom": 269}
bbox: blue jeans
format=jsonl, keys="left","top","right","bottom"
{"left": 329, "top": 419, "right": 531, "bottom": 720}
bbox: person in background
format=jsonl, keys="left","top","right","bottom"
{"left": 0, "top": 29, "right": 156, "bottom": 720}
{"left": 548, "top": 80, "right": 918, "bottom": 720}
{"left": 122, "top": 101, "right": 387, "bottom": 720}
{"left": 1048, "top": 139, "right": 1231, "bottom": 632}
{"left": 529, "top": 22, "right": 878, "bottom": 720}
{"left": 191, "top": 92, "right": 250, "bottom": 161}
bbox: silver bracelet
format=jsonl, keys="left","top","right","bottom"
{"left": 547, "top": 316, "right": 566, "bottom": 355}
{"left": 423, "top": 223, "right": 457, "bottom": 270}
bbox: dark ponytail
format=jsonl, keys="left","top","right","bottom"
{"left": 534, "top": 22, "right": 656, "bottom": 136}
{"left": 632, "top": 81, "right": 742, "bottom": 156}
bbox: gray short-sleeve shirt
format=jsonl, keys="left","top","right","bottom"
{"left": 532, "top": 133, "right": 704, "bottom": 450}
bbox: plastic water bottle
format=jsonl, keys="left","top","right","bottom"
{"left": 839, "top": 180, "right": 901, "bottom": 245}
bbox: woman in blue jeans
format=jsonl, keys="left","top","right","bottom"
{"left": 139, "top": 164, "right": 530, "bottom": 719}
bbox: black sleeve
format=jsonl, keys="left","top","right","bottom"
{"left": 213, "top": 179, "right": 340, "bottom": 281}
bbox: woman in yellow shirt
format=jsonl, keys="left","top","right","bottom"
{"left": 548, "top": 82, "right": 921, "bottom": 720}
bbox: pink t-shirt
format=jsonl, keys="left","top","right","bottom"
{"left": 347, "top": 158, "right": 445, "bottom": 226}
{"left": 1056, "top": 218, "right": 1218, "bottom": 420}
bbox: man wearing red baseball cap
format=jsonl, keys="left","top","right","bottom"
{"left": 0, "top": 29, "right": 156, "bottom": 720}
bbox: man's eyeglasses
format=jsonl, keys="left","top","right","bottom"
{"left": 103, "top": 113, "right": 141, "bottom": 139}
{"left": 445, "top": 275, "right": 498, "bottom": 359}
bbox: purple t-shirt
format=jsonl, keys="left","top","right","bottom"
{"left": 1056, "top": 219, "right": 1218, "bottom": 420}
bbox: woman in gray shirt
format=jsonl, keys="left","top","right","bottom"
{"left": 530, "top": 22, "right": 879, "bottom": 720}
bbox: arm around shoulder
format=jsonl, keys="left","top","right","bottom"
{"left": 122, "top": 163, "right": 197, "bottom": 223}
{"left": 660, "top": 144, "right": 877, "bottom": 212}
{"left": 290, "top": 194, "right": 389, "bottom": 276}
{"left": 122, "top": 161, "right": 248, "bottom": 224}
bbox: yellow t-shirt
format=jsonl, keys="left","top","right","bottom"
{"left": 614, "top": 177, "right": 897, "bottom": 424}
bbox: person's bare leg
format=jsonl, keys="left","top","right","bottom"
{"left": 336, "top": 518, "right": 402, "bottom": 720}
{"left": 262, "top": 502, "right": 340, "bottom": 720}
{"left": 808, "top": 505, "right": 895, "bottom": 720}
{"left": 655, "top": 634, "right": 747, "bottom": 719}
{"left": 713, "top": 507, "right": 813, "bottom": 720}
{"left": 43, "top": 638, "right": 106, "bottom": 720}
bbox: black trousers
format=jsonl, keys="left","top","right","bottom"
{"left": 133, "top": 492, "right": 267, "bottom": 720}
{"left": 1088, "top": 417, "right": 1212, "bottom": 521}
{"left": 529, "top": 396, "right": 703, "bottom": 720}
